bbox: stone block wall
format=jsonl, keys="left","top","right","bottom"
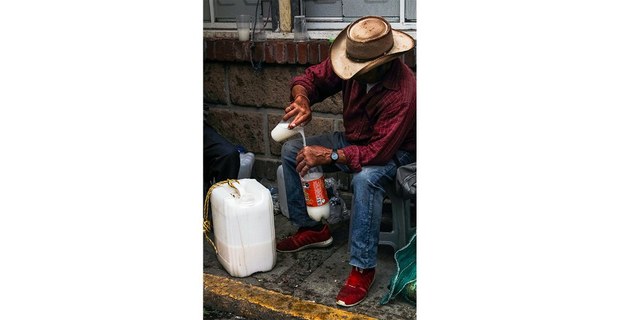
{"left": 204, "top": 37, "right": 415, "bottom": 192}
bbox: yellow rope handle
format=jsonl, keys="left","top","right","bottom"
{"left": 204, "top": 179, "right": 240, "bottom": 254}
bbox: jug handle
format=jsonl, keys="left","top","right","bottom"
{"left": 232, "top": 180, "right": 245, "bottom": 199}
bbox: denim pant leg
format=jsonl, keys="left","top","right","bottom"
{"left": 349, "top": 150, "right": 414, "bottom": 269}
{"left": 281, "top": 132, "right": 350, "bottom": 228}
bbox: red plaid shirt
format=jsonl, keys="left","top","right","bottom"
{"left": 291, "top": 58, "right": 416, "bottom": 172}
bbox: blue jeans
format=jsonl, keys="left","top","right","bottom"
{"left": 281, "top": 132, "right": 414, "bottom": 269}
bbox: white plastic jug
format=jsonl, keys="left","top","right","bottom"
{"left": 238, "top": 152, "right": 255, "bottom": 179}
{"left": 210, "top": 179, "right": 276, "bottom": 277}
{"left": 276, "top": 165, "right": 289, "bottom": 218}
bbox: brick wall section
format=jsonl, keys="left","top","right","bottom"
{"left": 204, "top": 63, "right": 227, "bottom": 104}
{"left": 205, "top": 38, "right": 416, "bottom": 69}
{"left": 204, "top": 36, "right": 415, "bottom": 191}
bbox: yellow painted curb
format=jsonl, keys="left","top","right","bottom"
{"left": 204, "top": 273, "right": 378, "bottom": 320}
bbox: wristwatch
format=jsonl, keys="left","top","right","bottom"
{"left": 330, "top": 148, "right": 339, "bottom": 164}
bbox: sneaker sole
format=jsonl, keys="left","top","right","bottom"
{"left": 335, "top": 279, "right": 375, "bottom": 308}
{"left": 276, "top": 237, "right": 333, "bottom": 253}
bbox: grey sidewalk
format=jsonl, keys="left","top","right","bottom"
{"left": 203, "top": 211, "right": 416, "bottom": 320}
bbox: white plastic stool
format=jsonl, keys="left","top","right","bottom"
{"left": 379, "top": 182, "right": 415, "bottom": 251}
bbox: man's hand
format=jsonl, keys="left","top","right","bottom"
{"left": 283, "top": 85, "right": 312, "bottom": 129}
{"left": 295, "top": 145, "right": 332, "bottom": 176}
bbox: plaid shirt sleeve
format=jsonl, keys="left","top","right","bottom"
{"left": 290, "top": 58, "right": 343, "bottom": 104}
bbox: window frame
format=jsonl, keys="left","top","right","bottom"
{"left": 204, "top": 0, "right": 416, "bottom": 38}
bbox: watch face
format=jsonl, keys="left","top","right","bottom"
{"left": 331, "top": 151, "right": 338, "bottom": 161}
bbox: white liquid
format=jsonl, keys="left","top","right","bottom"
{"left": 303, "top": 171, "right": 322, "bottom": 180}
{"left": 271, "top": 120, "right": 304, "bottom": 142}
{"left": 307, "top": 204, "right": 330, "bottom": 221}
{"left": 300, "top": 129, "right": 306, "bottom": 146}
{"left": 238, "top": 29, "right": 250, "bottom": 41}
{"left": 216, "top": 240, "right": 277, "bottom": 277}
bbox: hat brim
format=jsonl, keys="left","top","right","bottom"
{"left": 330, "top": 27, "right": 415, "bottom": 80}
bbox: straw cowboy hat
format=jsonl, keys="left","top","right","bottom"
{"left": 330, "top": 16, "right": 415, "bottom": 80}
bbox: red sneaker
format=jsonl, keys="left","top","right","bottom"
{"left": 336, "top": 267, "right": 375, "bottom": 307}
{"left": 276, "top": 225, "right": 333, "bottom": 252}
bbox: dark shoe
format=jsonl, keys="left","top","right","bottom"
{"left": 276, "top": 225, "right": 333, "bottom": 252}
{"left": 336, "top": 267, "right": 375, "bottom": 307}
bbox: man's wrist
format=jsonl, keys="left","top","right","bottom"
{"left": 337, "top": 149, "right": 346, "bottom": 164}
{"left": 294, "top": 94, "right": 310, "bottom": 104}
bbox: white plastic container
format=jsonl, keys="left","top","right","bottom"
{"left": 210, "top": 179, "right": 276, "bottom": 277}
{"left": 237, "top": 152, "right": 255, "bottom": 179}
{"left": 271, "top": 119, "right": 304, "bottom": 142}
{"left": 276, "top": 165, "right": 289, "bottom": 218}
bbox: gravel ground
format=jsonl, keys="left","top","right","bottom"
{"left": 204, "top": 305, "right": 249, "bottom": 320}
